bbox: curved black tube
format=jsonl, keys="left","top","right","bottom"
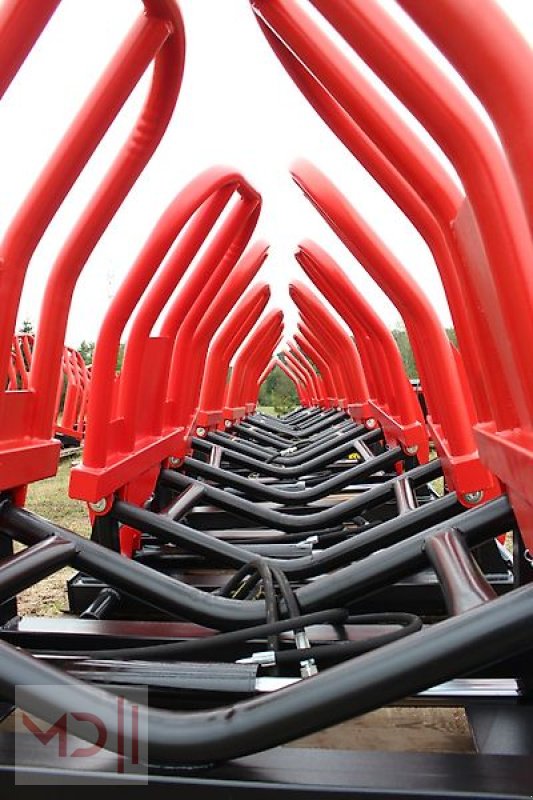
{"left": 114, "top": 491, "right": 462, "bottom": 580}
{"left": 0, "top": 496, "right": 513, "bottom": 629}
{"left": 1, "top": 579, "right": 533, "bottom": 764}
{"left": 183, "top": 444, "right": 403, "bottom": 504}
{"left": 161, "top": 458, "right": 442, "bottom": 532}
{"left": 191, "top": 432, "right": 369, "bottom": 478}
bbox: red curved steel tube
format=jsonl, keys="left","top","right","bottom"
{"left": 0, "top": 0, "right": 185, "bottom": 494}
{"left": 284, "top": 347, "right": 321, "bottom": 407}
{"left": 395, "top": 0, "right": 533, "bottom": 544}
{"left": 197, "top": 283, "right": 270, "bottom": 427}
{"left": 0, "top": 0, "right": 60, "bottom": 100}
{"left": 249, "top": 0, "right": 509, "bottom": 427}
{"left": 289, "top": 296, "right": 346, "bottom": 406}
{"left": 289, "top": 281, "right": 372, "bottom": 419}
{"left": 292, "top": 161, "right": 497, "bottom": 500}
{"left": 292, "top": 332, "right": 330, "bottom": 408}
{"left": 225, "top": 309, "right": 283, "bottom": 415}
{"left": 287, "top": 342, "right": 321, "bottom": 406}
{"left": 397, "top": 0, "right": 533, "bottom": 242}
{"left": 69, "top": 171, "right": 260, "bottom": 514}
{"left": 306, "top": 0, "right": 533, "bottom": 432}
{"left": 240, "top": 329, "right": 284, "bottom": 414}
{"left": 295, "top": 324, "right": 339, "bottom": 407}
{"left": 181, "top": 241, "right": 268, "bottom": 436}
{"left": 295, "top": 241, "right": 427, "bottom": 457}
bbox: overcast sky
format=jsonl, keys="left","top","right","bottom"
{"left": 1, "top": 0, "right": 532, "bottom": 349}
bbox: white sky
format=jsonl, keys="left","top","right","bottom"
{"left": 1, "top": 0, "right": 532, "bottom": 349}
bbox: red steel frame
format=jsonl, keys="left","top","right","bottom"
{"left": 286, "top": 343, "right": 321, "bottom": 407}
{"left": 394, "top": 0, "right": 533, "bottom": 548}
{"left": 196, "top": 283, "right": 271, "bottom": 430}
{"left": 225, "top": 309, "right": 284, "bottom": 420}
{"left": 291, "top": 161, "right": 497, "bottom": 502}
{"left": 0, "top": 0, "right": 185, "bottom": 504}
{"left": 69, "top": 169, "right": 262, "bottom": 536}
{"left": 250, "top": 0, "right": 509, "bottom": 506}
{"left": 288, "top": 281, "right": 374, "bottom": 422}
{"left": 9, "top": 335, "right": 90, "bottom": 443}
{"left": 295, "top": 241, "right": 427, "bottom": 456}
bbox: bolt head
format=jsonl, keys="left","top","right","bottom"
{"left": 463, "top": 490, "right": 484, "bottom": 505}
{"left": 168, "top": 456, "right": 181, "bottom": 467}
{"left": 88, "top": 498, "right": 107, "bottom": 513}
{"left": 405, "top": 444, "right": 419, "bottom": 455}
{"left": 224, "top": 419, "right": 232, "bottom": 429}
{"left": 196, "top": 426, "right": 206, "bottom": 437}
{"left": 365, "top": 417, "right": 377, "bottom": 429}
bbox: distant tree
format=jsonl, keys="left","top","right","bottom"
{"left": 445, "top": 327, "right": 458, "bottom": 347}
{"left": 391, "top": 324, "right": 458, "bottom": 380}
{"left": 391, "top": 326, "right": 418, "bottom": 379}
{"left": 78, "top": 340, "right": 125, "bottom": 372}
{"left": 20, "top": 317, "right": 33, "bottom": 335}
{"left": 116, "top": 343, "right": 126, "bottom": 372}
{"left": 258, "top": 359, "right": 298, "bottom": 411}
{"left": 79, "top": 340, "right": 95, "bottom": 365}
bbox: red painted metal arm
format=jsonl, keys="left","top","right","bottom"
{"left": 289, "top": 281, "right": 372, "bottom": 419}
{"left": 185, "top": 242, "right": 269, "bottom": 436}
{"left": 244, "top": 332, "right": 283, "bottom": 410}
{"left": 0, "top": 0, "right": 60, "bottom": 100}
{"left": 197, "top": 284, "right": 270, "bottom": 424}
{"left": 292, "top": 161, "right": 497, "bottom": 500}
{"left": 397, "top": 0, "right": 533, "bottom": 243}
{"left": 292, "top": 306, "right": 345, "bottom": 406}
{"left": 239, "top": 326, "right": 283, "bottom": 412}
{"left": 294, "top": 322, "right": 339, "bottom": 407}
{"left": 70, "top": 170, "right": 260, "bottom": 507}
{"left": 0, "top": 1, "right": 185, "bottom": 495}
{"left": 225, "top": 310, "right": 283, "bottom": 411}
{"left": 296, "top": 242, "right": 421, "bottom": 438}
{"left": 284, "top": 348, "right": 319, "bottom": 407}
{"left": 249, "top": 0, "right": 505, "bottom": 427}
{"left": 287, "top": 343, "right": 321, "bottom": 405}
{"left": 307, "top": 0, "right": 533, "bottom": 432}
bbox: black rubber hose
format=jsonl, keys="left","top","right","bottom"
{"left": 218, "top": 562, "right": 257, "bottom": 598}
{"left": 218, "top": 559, "right": 280, "bottom": 651}
{"left": 274, "top": 612, "right": 423, "bottom": 665}
{"left": 33, "top": 609, "right": 349, "bottom": 661}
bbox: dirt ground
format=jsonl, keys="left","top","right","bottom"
{"left": 18, "top": 456, "right": 90, "bottom": 616}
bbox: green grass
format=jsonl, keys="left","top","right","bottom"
{"left": 26, "top": 457, "right": 91, "bottom": 536}
{"left": 257, "top": 405, "right": 276, "bottom": 416}
{"left": 17, "top": 457, "right": 90, "bottom": 616}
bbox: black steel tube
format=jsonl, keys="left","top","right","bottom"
{"left": 162, "top": 459, "right": 443, "bottom": 532}
{"left": 80, "top": 587, "right": 121, "bottom": 620}
{"left": 296, "top": 496, "right": 514, "bottom": 611}
{"left": 190, "top": 434, "right": 365, "bottom": 477}
{"left": 165, "top": 483, "right": 204, "bottom": 521}
{"left": 120, "top": 490, "right": 461, "bottom": 579}
{"left": 0, "top": 578, "right": 532, "bottom": 764}
{"left": 0, "top": 497, "right": 513, "bottom": 629}
{"left": 231, "top": 422, "right": 297, "bottom": 448}
{"left": 182, "top": 445, "right": 404, "bottom": 504}
{"left": 207, "top": 422, "right": 363, "bottom": 466}
{"left": 206, "top": 431, "right": 279, "bottom": 459}
{"left": 249, "top": 409, "right": 346, "bottom": 438}
{"left": 0, "top": 536, "right": 76, "bottom": 603}
{"left": 425, "top": 529, "right": 498, "bottom": 615}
